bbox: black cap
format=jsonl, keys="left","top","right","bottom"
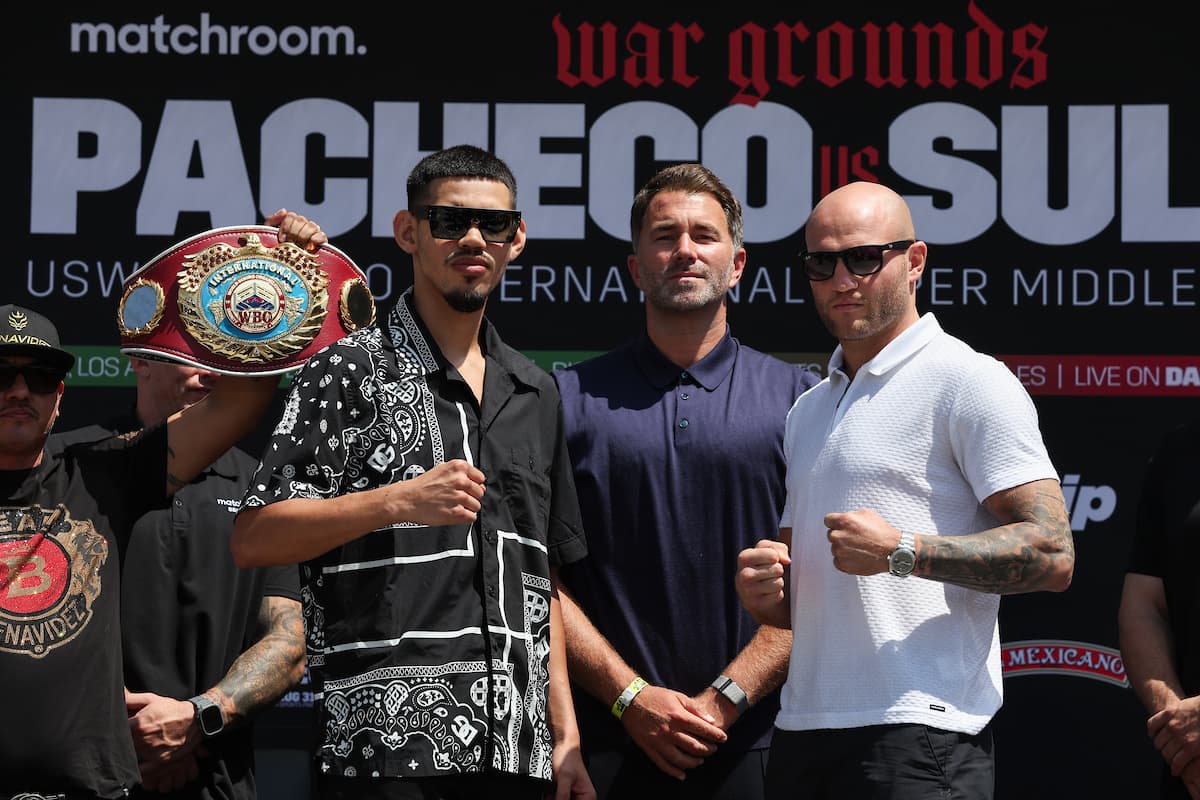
{"left": 0, "top": 304, "right": 76, "bottom": 372}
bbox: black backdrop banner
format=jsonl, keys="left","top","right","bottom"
{"left": 7, "top": 2, "right": 1196, "bottom": 796}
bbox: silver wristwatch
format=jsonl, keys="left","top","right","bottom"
{"left": 887, "top": 531, "right": 916, "bottom": 577}
{"left": 711, "top": 674, "right": 751, "bottom": 714}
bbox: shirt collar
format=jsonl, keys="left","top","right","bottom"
{"left": 632, "top": 326, "right": 737, "bottom": 391}
{"left": 384, "top": 287, "right": 544, "bottom": 394}
{"left": 827, "top": 312, "right": 941, "bottom": 378}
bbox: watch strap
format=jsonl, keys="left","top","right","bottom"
{"left": 710, "top": 674, "right": 751, "bottom": 714}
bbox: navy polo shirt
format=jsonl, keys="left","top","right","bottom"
{"left": 554, "top": 328, "right": 819, "bottom": 753}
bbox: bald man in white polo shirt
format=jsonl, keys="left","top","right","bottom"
{"left": 735, "top": 181, "right": 1076, "bottom": 800}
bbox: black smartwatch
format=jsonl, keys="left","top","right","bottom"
{"left": 189, "top": 695, "right": 225, "bottom": 738}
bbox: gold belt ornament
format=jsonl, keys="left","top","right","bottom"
{"left": 117, "top": 226, "right": 375, "bottom": 375}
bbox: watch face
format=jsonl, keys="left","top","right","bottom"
{"left": 889, "top": 548, "right": 916, "bottom": 576}
{"left": 194, "top": 698, "right": 224, "bottom": 736}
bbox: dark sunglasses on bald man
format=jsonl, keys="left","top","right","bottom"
{"left": 413, "top": 205, "right": 522, "bottom": 244}
{"left": 800, "top": 240, "right": 915, "bottom": 281}
{"left": 0, "top": 364, "right": 65, "bottom": 394}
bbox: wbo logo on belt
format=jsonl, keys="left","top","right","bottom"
{"left": 117, "top": 226, "right": 376, "bottom": 375}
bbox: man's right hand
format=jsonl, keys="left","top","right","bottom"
{"left": 735, "top": 538, "right": 792, "bottom": 628}
{"left": 266, "top": 208, "right": 328, "bottom": 252}
{"left": 621, "top": 684, "right": 727, "bottom": 780}
{"left": 388, "top": 458, "right": 486, "bottom": 526}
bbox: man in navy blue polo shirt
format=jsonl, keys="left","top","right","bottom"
{"left": 553, "top": 163, "right": 819, "bottom": 798}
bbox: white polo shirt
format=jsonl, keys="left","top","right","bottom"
{"left": 777, "top": 313, "right": 1058, "bottom": 735}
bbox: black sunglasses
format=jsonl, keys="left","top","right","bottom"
{"left": 413, "top": 205, "right": 522, "bottom": 244}
{"left": 0, "top": 364, "right": 65, "bottom": 394}
{"left": 800, "top": 240, "right": 915, "bottom": 281}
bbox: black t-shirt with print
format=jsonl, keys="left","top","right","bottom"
{"left": 0, "top": 426, "right": 167, "bottom": 799}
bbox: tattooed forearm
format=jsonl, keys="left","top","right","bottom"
{"left": 918, "top": 479, "right": 1075, "bottom": 594}
{"left": 209, "top": 596, "right": 306, "bottom": 729}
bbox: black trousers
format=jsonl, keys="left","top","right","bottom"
{"left": 764, "top": 723, "right": 994, "bottom": 800}
{"left": 584, "top": 743, "right": 769, "bottom": 800}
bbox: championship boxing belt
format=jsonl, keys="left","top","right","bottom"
{"left": 117, "top": 226, "right": 376, "bottom": 375}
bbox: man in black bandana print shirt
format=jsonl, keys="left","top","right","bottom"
{"left": 233, "top": 146, "right": 594, "bottom": 800}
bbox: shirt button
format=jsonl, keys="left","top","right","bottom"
{"left": 678, "top": 419, "right": 689, "bottom": 429}
{"left": 680, "top": 371, "right": 691, "bottom": 383}
{"left": 488, "top": 585, "right": 497, "bottom": 597}
{"left": 680, "top": 392, "right": 690, "bottom": 400}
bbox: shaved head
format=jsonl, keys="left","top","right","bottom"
{"left": 805, "top": 182, "right": 915, "bottom": 250}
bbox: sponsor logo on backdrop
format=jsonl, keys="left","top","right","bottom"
{"left": 70, "top": 14, "right": 364, "bottom": 56}
{"left": 1001, "top": 355, "right": 1200, "bottom": 396}
{"left": 1002, "top": 639, "right": 1128, "bottom": 687}
{"left": 1061, "top": 474, "right": 1116, "bottom": 531}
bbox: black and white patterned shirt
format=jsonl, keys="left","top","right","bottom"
{"left": 242, "top": 288, "right": 587, "bottom": 782}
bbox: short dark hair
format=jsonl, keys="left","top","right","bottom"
{"left": 629, "top": 163, "right": 744, "bottom": 253}
{"left": 406, "top": 145, "right": 518, "bottom": 210}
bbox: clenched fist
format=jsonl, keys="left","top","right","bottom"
{"left": 735, "top": 538, "right": 791, "bottom": 629}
